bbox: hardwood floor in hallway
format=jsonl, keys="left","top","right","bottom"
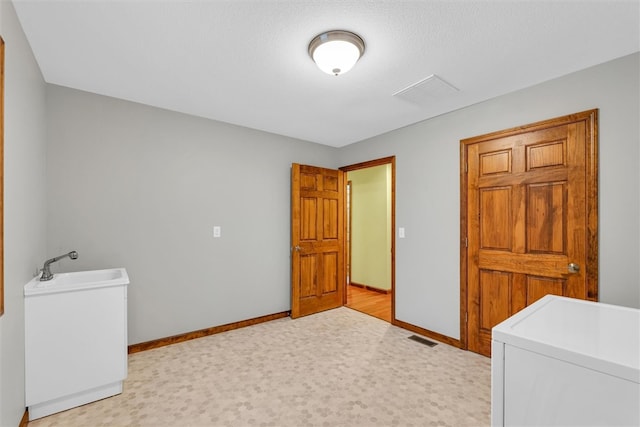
{"left": 346, "top": 285, "right": 392, "bottom": 322}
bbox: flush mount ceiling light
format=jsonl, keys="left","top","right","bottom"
{"left": 308, "top": 30, "right": 365, "bottom": 76}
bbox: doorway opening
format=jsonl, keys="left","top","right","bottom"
{"left": 340, "top": 157, "right": 395, "bottom": 323}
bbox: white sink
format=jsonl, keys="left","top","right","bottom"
{"left": 24, "top": 267, "right": 129, "bottom": 419}
{"left": 24, "top": 268, "right": 129, "bottom": 295}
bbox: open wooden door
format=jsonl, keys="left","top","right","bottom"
{"left": 462, "top": 110, "right": 598, "bottom": 357}
{"left": 291, "top": 164, "right": 345, "bottom": 318}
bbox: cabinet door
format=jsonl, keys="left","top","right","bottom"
{"left": 25, "top": 286, "right": 127, "bottom": 405}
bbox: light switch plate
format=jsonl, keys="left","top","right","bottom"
{"left": 213, "top": 226, "right": 221, "bottom": 238}
{"left": 399, "top": 227, "right": 405, "bottom": 238}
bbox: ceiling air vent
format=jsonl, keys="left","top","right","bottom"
{"left": 393, "top": 74, "right": 459, "bottom": 104}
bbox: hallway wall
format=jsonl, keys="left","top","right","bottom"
{"left": 348, "top": 164, "right": 392, "bottom": 291}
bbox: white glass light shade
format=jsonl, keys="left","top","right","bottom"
{"left": 312, "top": 40, "right": 360, "bottom": 75}
{"left": 308, "top": 31, "right": 365, "bottom": 76}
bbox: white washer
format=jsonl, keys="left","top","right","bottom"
{"left": 491, "top": 295, "right": 639, "bottom": 427}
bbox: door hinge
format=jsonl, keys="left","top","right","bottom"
{"left": 465, "top": 312, "right": 468, "bottom": 323}
{"left": 464, "top": 237, "right": 468, "bottom": 248}
{"left": 465, "top": 162, "right": 468, "bottom": 173}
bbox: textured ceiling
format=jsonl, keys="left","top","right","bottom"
{"left": 12, "top": 0, "right": 640, "bottom": 147}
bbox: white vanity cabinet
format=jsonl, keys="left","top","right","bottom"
{"left": 491, "top": 295, "right": 639, "bottom": 427}
{"left": 24, "top": 268, "right": 129, "bottom": 420}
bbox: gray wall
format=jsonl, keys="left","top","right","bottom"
{"left": 45, "top": 86, "right": 338, "bottom": 344}
{"left": 0, "top": 1, "right": 48, "bottom": 426}
{"left": 340, "top": 52, "right": 640, "bottom": 339}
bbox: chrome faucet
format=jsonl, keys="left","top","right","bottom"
{"left": 40, "top": 251, "right": 78, "bottom": 281}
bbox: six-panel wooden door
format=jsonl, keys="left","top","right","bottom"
{"left": 463, "top": 110, "right": 598, "bottom": 356}
{"left": 291, "top": 164, "right": 345, "bottom": 318}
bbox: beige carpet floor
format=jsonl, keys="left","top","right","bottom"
{"left": 29, "top": 307, "right": 491, "bottom": 427}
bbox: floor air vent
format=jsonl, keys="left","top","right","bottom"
{"left": 408, "top": 335, "right": 438, "bottom": 347}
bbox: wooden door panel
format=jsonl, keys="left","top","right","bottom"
{"left": 526, "top": 276, "right": 564, "bottom": 305}
{"left": 301, "top": 170, "right": 319, "bottom": 189}
{"left": 479, "top": 270, "right": 512, "bottom": 333}
{"left": 526, "top": 139, "right": 566, "bottom": 170}
{"left": 527, "top": 182, "right": 566, "bottom": 253}
{"left": 301, "top": 198, "right": 317, "bottom": 240}
{"left": 300, "top": 254, "right": 317, "bottom": 298}
{"left": 323, "top": 174, "right": 339, "bottom": 191}
{"left": 323, "top": 199, "right": 339, "bottom": 239}
{"left": 463, "top": 110, "right": 598, "bottom": 357}
{"left": 291, "top": 164, "right": 344, "bottom": 318}
{"left": 322, "top": 252, "right": 338, "bottom": 293}
{"left": 480, "top": 149, "right": 512, "bottom": 176}
{"left": 480, "top": 187, "right": 512, "bottom": 250}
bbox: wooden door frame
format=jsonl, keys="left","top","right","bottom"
{"left": 340, "top": 156, "right": 396, "bottom": 322}
{"left": 346, "top": 180, "right": 352, "bottom": 287}
{"left": 459, "top": 110, "right": 599, "bottom": 350}
{"left": 0, "top": 37, "right": 4, "bottom": 317}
